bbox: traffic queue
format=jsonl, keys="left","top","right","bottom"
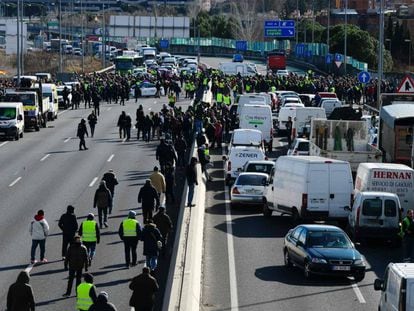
{"left": 212, "top": 70, "right": 414, "bottom": 310}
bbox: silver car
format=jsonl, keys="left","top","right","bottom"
{"left": 230, "top": 172, "right": 269, "bottom": 208}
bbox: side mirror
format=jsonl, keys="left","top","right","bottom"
{"left": 374, "top": 279, "right": 384, "bottom": 291}
{"left": 222, "top": 155, "right": 227, "bottom": 161}
{"left": 17, "top": 114, "right": 23, "bottom": 121}
{"left": 344, "top": 206, "right": 352, "bottom": 212}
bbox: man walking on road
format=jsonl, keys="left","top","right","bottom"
{"left": 63, "top": 235, "right": 89, "bottom": 298}
{"left": 138, "top": 179, "right": 160, "bottom": 224}
{"left": 87, "top": 110, "right": 97, "bottom": 138}
{"left": 77, "top": 118, "right": 89, "bottom": 151}
{"left": 117, "top": 111, "right": 127, "bottom": 139}
{"left": 119, "top": 210, "right": 142, "bottom": 268}
{"left": 78, "top": 213, "right": 100, "bottom": 266}
{"left": 6, "top": 271, "right": 35, "bottom": 311}
{"left": 149, "top": 166, "right": 166, "bottom": 207}
{"left": 76, "top": 273, "right": 97, "bottom": 311}
{"left": 186, "top": 157, "right": 198, "bottom": 207}
{"left": 129, "top": 267, "right": 159, "bottom": 311}
{"left": 153, "top": 206, "right": 173, "bottom": 258}
{"left": 102, "top": 169, "right": 119, "bottom": 215}
{"left": 400, "top": 209, "right": 414, "bottom": 262}
{"left": 58, "top": 205, "right": 79, "bottom": 260}
{"left": 141, "top": 220, "right": 163, "bottom": 273}
{"left": 93, "top": 180, "right": 112, "bottom": 228}
{"left": 30, "top": 209, "right": 49, "bottom": 264}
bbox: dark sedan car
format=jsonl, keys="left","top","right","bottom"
{"left": 283, "top": 224, "right": 366, "bottom": 282}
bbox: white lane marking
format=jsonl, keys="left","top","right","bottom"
{"left": 64, "top": 137, "right": 71, "bottom": 143}
{"left": 224, "top": 183, "right": 239, "bottom": 310}
{"left": 0, "top": 141, "right": 8, "bottom": 147}
{"left": 58, "top": 110, "right": 68, "bottom": 116}
{"left": 107, "top": 107, "right": 112, "bottom": 111}
{"left": 351, "top": 282, "right": 366, "bottom": 304}
{"left": 9, "top": 177, "right": 22, "bottom": 187}
{"left": 24, "top": 263, "right": 35, "bottom": 273}
{"left": 40, "top": 154, "right": 50, "bottom": 162}
{"left": 89, "top": 177, "right": 98, "bottom": 187}
{"left": 107, "top": 154, "right": 114, "bottom": 162}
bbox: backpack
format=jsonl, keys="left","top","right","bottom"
{"left": 96, "top": 190, "right": 108, "bottom": 208}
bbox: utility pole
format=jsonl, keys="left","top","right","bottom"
{"left": 295, "top": 0, "right": 299, "bottom": 45}
{"left": 344, "top": 0, "right": 348, "bottom": 74}
{"left": 81, "top": 0, "right": 84, "bottom": 73}
{"left": 21, "top": 0, "right": 24, "bottom": 75}
{"left": 17, "top": 0, "right": 21, "bottom": 85}
{"left": 377, "top": 0, "right": 384, "bottom": 106}
{"left": 101, "top": 1, "right": 105, "bottom": 68}
{"left": 327, "top": 0, "right": 330, "bottom": 51}
{"left": 59, "top": 0, "right": 63, "bottom": 73}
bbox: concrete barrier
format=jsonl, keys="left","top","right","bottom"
{"left": 163, "top": 88, "right": 211, "bottom": 311}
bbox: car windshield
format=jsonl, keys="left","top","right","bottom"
{"left": 0, "top": 107, "right": 16, "bottom": 120}
{"left": 307, "top": 231, "right": 352, "bottom": 249}
{"left": 236, "top": 175, "right": 267, "bottom": 186}
{"left": 246, "top": 164, "right": 273, "bottom": 174}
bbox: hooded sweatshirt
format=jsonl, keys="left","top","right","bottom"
{"left": 30, "top": 214, "right": 49, "bottom": 240}
{"left": 7, "top": 271, "right": 35, "bottom": 311}
{"left": 88, "top": 292, "right": 118, "bottom": 311}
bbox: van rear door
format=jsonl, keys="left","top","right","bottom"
{"left": 407, "top": 278, "right": 414, "bottom": 311}
{"left": 307, "top": 164, "right": 330, "bottom": 215}
{"left": 328, "top": 164, "right": 352, "bottom": 218}
{"left": 360, "top": 196, "right": 399, "bottom": 229}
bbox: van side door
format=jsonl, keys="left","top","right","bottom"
{"left": 328, "top": 164, "right": 353, "bottom": 218}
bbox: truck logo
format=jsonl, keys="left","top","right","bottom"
{"left": 236, "top": 153, "right": 259, "bottom": 158}
{"left": 373, "top": 171, "right": 412, "bottom": 180}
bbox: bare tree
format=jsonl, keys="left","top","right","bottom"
{"left": 230, "top": 0, "right": 262, "bottom": 41}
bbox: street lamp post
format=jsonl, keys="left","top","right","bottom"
{"left": 405, "top": 39, "right": 411, "bottom": 71}
{"left": 327, "top": 0, "right": 330, "bottom": 51}
{"left": 59, "top": 0, "right": 63, "bottom": 73}
{"left": 377, "top": 0, "right": 385, "bottom": 108}
{"left": 295, "top": 0, "right": 299, "bottom": 45}
{"left": 344, "top": 0, "right": 348, "bottom": 74}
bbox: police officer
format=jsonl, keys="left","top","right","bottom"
{"left": 78, "top": 213, "right": 100, "bottom": 266}
{"left": 119, "top": 211, "right": 142, "bottom": 268}
{"left": 76, "top": 273, "right": 97, "bottom": 311}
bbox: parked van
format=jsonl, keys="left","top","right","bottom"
{"left": 0, "top": 102, "right": 24, "bottom": 140}
{"left": 230, "top": 129, "right": 263, "bottom": 148}
{"left": 263, "top": 156, "right": 353, "bottom": 223}
{"left": 347, "top": 192, "right": 401, "bottom": 244}
{"left": 355, "top": 163, "right": 414, "bottom": 216}
{"left": 239, "top": 104, "right": 273, "bottom": 151}
{"left": 223, "top": 145, "right": 266, "bottom": 185}
{"left": 374, "top": 263, "right": 414, "bottom": 311}
{"left": 218, "top": 62, "right": 257, "bottom": 76}
{"left": 39, "top": 83, "right": 59, "bottom": 120}
{"left": 237, "top": 94, "right": 267, "bottom": 114}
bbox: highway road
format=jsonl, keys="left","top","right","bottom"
{"left": 0, "top": 94, "right": 192, "bottom": 310}
{"left": 199, "top": 58, "right": 402, "bottom": 311}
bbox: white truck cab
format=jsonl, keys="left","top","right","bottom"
{"left": 374, "top": 263, "right": 414, "bottom": 311}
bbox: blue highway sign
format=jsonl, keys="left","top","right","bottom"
{"left": 358, "top": 71, "right": 371, "bottom": 84}
{"left": 235, "top": 40, "right": 247, "bottom": 51}
{"left": 159, "top": 39, "right": 169, "bottom": 49}
{"left": 264, "top": 20, "right": 295, "bottom": 38}
{"left": 326, "top": 54, "right": 332, "bottom": 64}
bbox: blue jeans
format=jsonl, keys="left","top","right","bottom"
{"left": 31, "top": 239, "right": 46, "bottom": 261}
{"left": 83, "top": 242, "right": 96, "bottom": 260}
{"left": 195, "top": 119, "right": 203, "bottom": 135}
{"left": 187, "top": 183, "right": 195, "bottom": 206}
{"left": 146, "top": 255, "right": 158, "bottom": 271}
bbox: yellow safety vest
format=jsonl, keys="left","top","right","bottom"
{"left": 223, "top": 95, "right": 231, "bottom": 105}
{"left": 216, "top": 93, "right": 223, "bottom": 103}
{"left": 204, "top": 148, "right": 210, "bottom": 156}
{"left": 123, "top": 219, "right": 138, "bottom": 237}
{"left": 82, "top": 221, "right": 97, "bottom": 242}
{"left": 76, "top": 283, "right": 93, "bottom": 311}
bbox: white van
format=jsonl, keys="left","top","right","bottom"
{"left": 0, "top": 102, "right": 24, "bottom": 140}
{"left": 40, "top": 83, "right": 59, "bottom": 120}
{"left": 218, "top": 62, "right": 257, "bottom": 76}
{"left": 374, "top": 263, "right": 414, "bottom": 311}
{"left": 237, "top": 94, "right": 267, "bottom": 114}
{"left": 230, "top": 129, "right": 263, "bottom": 148}
{"left": 278, "top": 106, "right": 299, "bottom": 131}
{"left": 291, "top": 107, "right": 326, "bottom": 139}
{"left": 355, "top": 163, "right": 414, "bottom": 216}
{"left": 263, "top": 156, "right": 353, "bottom": 223}
{"left": 223, "top": 145, "right": 266, "bottom": 185}
{"left": 239, "top": 104, "right": 273, "bottom": 151}
{"left": 319, "top": 99, "right": 342, "bottom": 117}
{"left": 347, "top": 191, "right": 401, "bottom": 244}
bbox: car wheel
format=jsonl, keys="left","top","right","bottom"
{"left": 20, "top": 131, "right": 23, "bottom": 138}
{"left": 284, "top": 249, "right": 292, "bottom": 267}
{"left": 354, "top": 272, "right": 365, "bottom": 282}
{"left": 263, "top": 201, "right": 272, "bottom": 217}
{"left": 15, "top": 133, "right": 19, "bottom": 141}
{"left": 304, "top": 261, "right": 313, "bottom": 279}
{"left": 35, "top": 125, "right": 40, "bottom": 131}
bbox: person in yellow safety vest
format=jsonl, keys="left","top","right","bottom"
{"left": 216, "top": 92, "right": 223, "bottom": 106}
{"left": 76, "top": 273, "right": 97, "bottom": 311}
{"left": 119, "top": 210, "right": 142, "bottom": 268}
{"left": 245, "top": 83, "right": 251, "bottom": 93}
{"left": 223, "top": 93, "right": 231, "bottom": 106}
{"left": 78, "top": 213, "right": 100, "bottom": 267}
{"left": 168, "top": 93, "right": 176, "bottom": 108}
{"left": 400, "top": 209, "right": 414, "bottom": 262}
{"left": 271, "top": 85, "right": 276, "bottom": 92}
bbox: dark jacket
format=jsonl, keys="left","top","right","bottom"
{"left": 138, "top": 183, "right": 160, "bottom": 208}
{"left": 186, "top": 164, "right": 198, "bottom": 185}
{"left": 58, "top": 212, "right": 78, "bottom": 236}
{"left": 129, "top": 272, "right": 159, "bottom": 308}
{"left": 102, "top": 172, "right": 119, "bottom": 195}
{"left": 93, "top": 185, "right": 112, "bottom": 209}
{"left": 118, "top": 219, "right": 142, "bottom": 240}
{"left": 64, "top": 241, "right": 89, "bottom": 270}
{"left": 88, "top": 293, "right": 117, "bottom": 311}
{"left": 153, "top": 212, "right": 173, "bottom": 237}
{"left": 77, "top": 122, "right": 88, "bottom": 138}
{"left": 87, "top": 113, "right": 97, "bottom": 126}
{"left": 7, "top": 271, "right": 35, "bottom": 311}
{"left": 141, "top": 223, "right": 162, "bottom": 256}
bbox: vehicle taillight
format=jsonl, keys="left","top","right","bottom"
{"left": 228, "top": 161, "right": 231, "bottom": 171}
{"left": 356, "top": 206, "right": 361, "bottom": 227}
{"left": 302, "top": 193, "right": 308, "bottom": 209}
{"left": 232, "top": 187, "right": 240, "bottom": 194}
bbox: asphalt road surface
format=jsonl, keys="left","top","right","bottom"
{"left": 0, "top": 94, "right": 192, "bottom": 310}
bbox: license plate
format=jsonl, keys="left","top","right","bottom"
{"left": 245, "top": 189, "right": 257, "bottom": 194}
{"left": 332, "top": 266, "right": 351, "bottom": 271}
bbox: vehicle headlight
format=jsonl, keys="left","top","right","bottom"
{"left": 311, "top": 258, "right": 327, "bottom": 264}
{"left": 354, "top": 259, "right": 365, "bottom": 266}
